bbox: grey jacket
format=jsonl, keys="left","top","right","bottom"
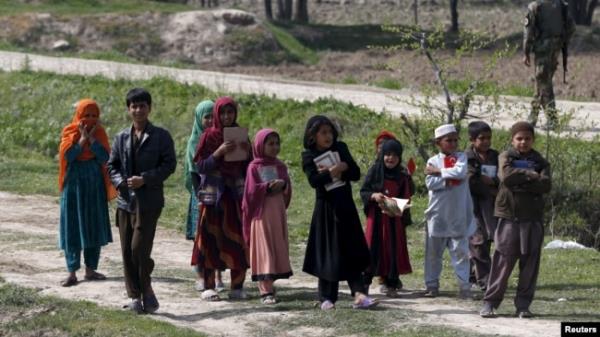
{"left": 107, "top": 122, "right": 176, "bottom": 212}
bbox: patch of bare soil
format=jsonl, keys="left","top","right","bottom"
{"left": 0, "top": 191, "right": 561, "bottom": 337}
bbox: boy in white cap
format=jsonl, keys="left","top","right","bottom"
{"left": 422, "top": 124, "right": 475, "bottom": 298}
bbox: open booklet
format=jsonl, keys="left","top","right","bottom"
{"left": 313, "top": 150, "right": 346, "bottom": 191}
{"left": 258, "top": 165, "right": 279, "bottom": 183}
{"left": 380, "top": 197, "right": 411, "bottom": 217}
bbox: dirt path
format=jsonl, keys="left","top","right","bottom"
{"left": 0, "top": 191, "right": 561, "bottom": 337}
{"left": 1, "top": 51, "right": 599, "bottom": 139}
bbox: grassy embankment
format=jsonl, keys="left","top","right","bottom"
{"left": 0, "top": 70, "right": 598, "bottom": 336}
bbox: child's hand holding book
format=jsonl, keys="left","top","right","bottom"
{"left": 268, "top": 179, "right": 286, "bottom": 193}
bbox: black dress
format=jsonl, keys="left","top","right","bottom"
{"left": 301, "top": 141, "right": 370, "bottom": 282}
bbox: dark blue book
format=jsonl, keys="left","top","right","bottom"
{"left": 512, "top": 159, "right": 535, "bottom": 170}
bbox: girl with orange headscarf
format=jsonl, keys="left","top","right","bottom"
{"left": 58, "top": 99, "right": 116, "bottom": 287}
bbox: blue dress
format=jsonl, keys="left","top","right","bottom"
{"left": 59, "top": 142, "right": 112, "bottom": 254}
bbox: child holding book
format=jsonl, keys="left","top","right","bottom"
{"left": 465, "top": 121, "right": 499, "bottom": 292}
{"left": 301, "top": 115, "right": 377, "bottom": 310}
{"left": 480, "top": 121, "right": 551, "bottom": 319}
{"left": 242, "top": 128, "right": 293, "bottom": 305}
{"left": 192, "top": 96, "right": 250, "bottom": 301}
{"left": 360, "top": 139, "right": 414, "bottom": 297}
{"left": 423, "top": 124, "right": 476, "bottom": 299}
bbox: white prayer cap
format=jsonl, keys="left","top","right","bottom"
{"left": 434, "top": 124, "right": 457, "bottom": 139}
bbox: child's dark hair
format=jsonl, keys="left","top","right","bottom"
{"left": 303, "top": 115, "right": 338, "bottom": 149}
{"left": 468, "top": 121, "right": 491, "bottom": 140}
{"left": 126, "top": 88, "right": 152, "bottom": 107}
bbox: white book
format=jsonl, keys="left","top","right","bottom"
{"left": 381, "top": 197, "right": 411, "bottom": 217}
{"left": 223, "top": 127, "right": 249, "bottom": 162}
{"left": 481, "top": 165, "right": 497, "bottom": 178}
{"left": 313, "top": 150, "right": 346, "bottom": 191}
{"left": 258, "top": 165, "right": 279, "bottom": 183}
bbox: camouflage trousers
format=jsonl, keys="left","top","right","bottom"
{"left": 530, "top": 38, "right": 562, "bottom": 128}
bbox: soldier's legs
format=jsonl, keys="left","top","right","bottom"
{"left": 533, "top": 53, "right": 559, "bottom": 128}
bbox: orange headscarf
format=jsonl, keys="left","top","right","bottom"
{"left": 58, "top": 99, "right": 117, "bottom": 201}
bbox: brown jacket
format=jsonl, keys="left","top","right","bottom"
{"left": 494, "top": 148, "right": 552, "bottom": 221}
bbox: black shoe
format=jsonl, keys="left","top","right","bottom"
{"left": 143, "top": 294, "right": 160, "bottom": 314}
{"left": 422, "top": 288, "right": 439, "bottom": 298}
{"left": 517, "top": 309, "right": 533, "bottom": 319}
{"left": 479, "top": 302, "right": 496, "bottom": 318}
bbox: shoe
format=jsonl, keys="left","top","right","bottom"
{"left": 320, "top": 300, "right": 335, "bottom": 310}
{"left": 194, "top": 280, "right": 205, "bottom": 292}
{"left": 123, "top": 298, "right": 143, "bottom": 314}
{"left": 261, "top": 295, "right": 277, "bottom": 305}
{"left": 479, "top": 302, "right": 496, "bottom": 318}
{"left": 517, "top": 309, "right": 533, "bottom": 319}
{"left": 216, "top": 281, "right": 225, "bottom": 292}
{"left": 143, "top": 294, "right": 160, "bottom": 314}
{"left": 458, "top": 288, "right": 473, "bottom": 300}
{"left": 84, "top": 271, "right": 106, "bottom": 281}
{"left": 228, "top": 289, "right": 248, "bottom": 300}
{"left": 385, "top": 288, "right": 399, "bottom": 298}
{"left": 201, "top": 289, "right": 221, "bottom": 301}
{"left": 422, "top": 288, "right": 439, "bottom": 298}
{"left": 379, "top": 284, "right": 388, "bottom": 294}
{"left": 61, "top": 276, "right": 78, "bottom": 287}
{"left": 352, "top": 296, "right": 379, "bottom": 309}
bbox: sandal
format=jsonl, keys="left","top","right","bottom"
{"left": 320, "top": 300, "right": 335, "bottom": 310}
{"left": 201, "top": 289, "right": 221, "bottom": 302}
{"left": 352, "top": 296, "right": 379, "bottom": 309}
{"left": 61, "top": 276, "right": 78, "bottom": 287}
{"left": 261, "top": 295, "right": 277, "bottom": 305}
{"left": 84, "top": 271, "right": 106, "bottom": 281}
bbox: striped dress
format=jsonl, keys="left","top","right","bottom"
{"left": 59, "top": 142, "right": 112, "bottom": 254}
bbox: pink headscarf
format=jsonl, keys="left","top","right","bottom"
{"left": 241, "top": 128, "right": 291, "bottom": 244}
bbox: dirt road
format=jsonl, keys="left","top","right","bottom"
{"left": 0, "top": 191, "right": 561, "bottom": 337}
{"left": 1, "top": 51, "right": 599, "bottom": 139}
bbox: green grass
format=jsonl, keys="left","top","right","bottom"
{"left": 373, "top": 77, "right": 405, "bottom": 90}
{"left": 446, "top": 78, "right": 534, "bottom": 97}
{"left": 0, "top": 0, "right": 194, "bottom": 16}
{"left": 0, "top": 282, "right": 207, "bottom": 337}
{"left": 265, "top": 22, "right": 319, "bottom": 65}
{"left": 0, "top": 70, "right": 599, "bottom": 335}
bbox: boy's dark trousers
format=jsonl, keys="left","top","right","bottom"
{"left": 116, "top": 206, "right": 162, "bottom": 299}
{"left": 469, "top": 231, "right": 492, "bottom": 290}
{"left": 483, "top": 219, "right": 543, "bottom": 311}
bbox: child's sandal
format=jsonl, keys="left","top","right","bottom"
{"left": 201, "top": 289, "right": 221, "bottom": 302}
{"left": 261, "top": 295, "right": 277, "bottom": 305}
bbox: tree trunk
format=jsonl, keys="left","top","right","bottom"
{"left": 413, "top": 0, "right": 419, "bottom": 26}
{"left": 295, "top": 0, "right": 309, "bottom": 23}
{"left": 284, "top": 0, "right": 293, "bottom": 20}
{"left": 265, "top": 0, "right": 273, "bottom": 20}
{"left": 277, "top": 0, "right": 285, "bottom": 20}
{"left": 569, "top": 0, "right": 597, "bottom": 25}
{"left": 450, "top": 0, "right": 459, "bottom": 32}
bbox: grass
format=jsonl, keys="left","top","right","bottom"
{"left": 265, "top": 22, "right": 319, "bottom": 65}
{"left": 0, "top": 282, "right": 207, "bottom": 337}
{"left": 0, "top": 70, "right": 599, "bottom": 335}
{"left": 0, "top": 0, "right": 194, "bottom": 16}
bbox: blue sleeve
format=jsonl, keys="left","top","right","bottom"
{"left": 65, "top": 143, "right": 83, "bottom": 163}
{"left": 90, "top": 142, "right": 109, "bottom": 164}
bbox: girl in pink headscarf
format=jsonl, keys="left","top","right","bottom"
{"left": 242, "top": 128, "right": 293, "bottom": 304}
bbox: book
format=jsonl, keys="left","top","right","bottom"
{"left": 512, "top": 159, "right": 535, "bottom": 170}
{"left": 381, "top": 197, "right": 411, "bottom": 217}
{"left": 313, "top": 150, "right": 346, "bottom": 191}
{"left": 443, "top": 155, "right": 461, "bottom": 187}
{"left": 223, "top": 127, "right": 249, "bottom": 162}
{"left": 480, "top": 164, "right": 497, "bottom": 178}
{"left": 258, "top": 165, "right": 279, "bottom": 183}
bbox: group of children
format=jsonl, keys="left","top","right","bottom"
{"left": 183, "top": 97, "right": 551, "bottom": 317}
{"left": 58, "top": 89, "right": 551, "bottom": 317}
